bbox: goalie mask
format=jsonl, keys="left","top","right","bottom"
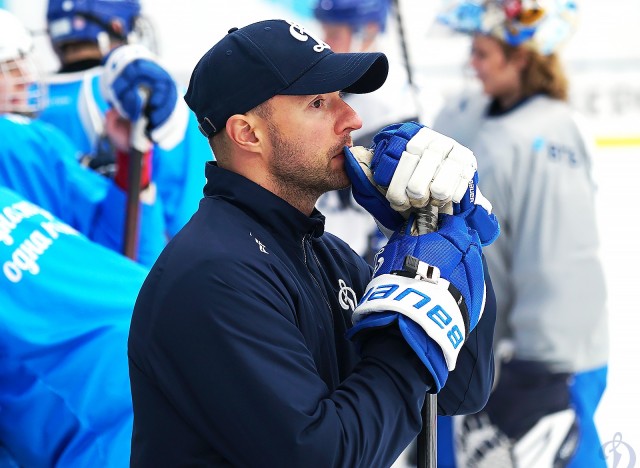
{"left": 0, "top": 9, "right": 45, "bottom": 115}
{"left": 437, "top": 0, "right": 578, "bottom": 55}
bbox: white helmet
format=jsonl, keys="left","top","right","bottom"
{"left": 0, "top": 9, "right": 44, "bottom": 115}
{"left": 0, "top": 9, "right": 33, "bottom": 62}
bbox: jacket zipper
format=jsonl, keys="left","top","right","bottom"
{"left": 301, "top": 234, "right": 334, "bottom": 331}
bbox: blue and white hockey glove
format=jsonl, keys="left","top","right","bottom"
{"left": 347, "top": 214, "right": 486, "bottom": 391}
{"left": 344, "top": 121, "right": 498, "bottom": 245}
{"left": 453, "top": 172, "right": 500, "bottom": 246}
{"left": 100, "top": 44, "right": 188, "bottom": 150}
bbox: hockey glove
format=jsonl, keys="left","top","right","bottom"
{"left": 347, "top": 214, "right": 486, "bottom": 391}
{"left": 100, "top": 44, "right": 188, "bottom": 150}
{"left": 453, "top": 171, "right": 500, "bottom": 246}
{"left": 344, "top": 121, "right": 477, "bottom": 235}
{"left": 345, "top": 121, "right": 499, "bottom": 245}
{"left": 454, "top": 358, "right": 579, "bottom": 468}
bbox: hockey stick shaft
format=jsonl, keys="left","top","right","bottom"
{"left": 123, "top": 88, "right": 150, "bottom": 260}
{"left": 392, "top": 0, "right": 422, "bottom": 118}
{"left": 415, "top": 203, "right": 438, "bottom": 468}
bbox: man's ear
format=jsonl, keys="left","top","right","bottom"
{"left": 225, "top": 114, "right": 264, "bottom": 153}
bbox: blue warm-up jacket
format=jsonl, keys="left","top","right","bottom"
{"left": 128, "top": 162, "right": 496, "bottom": 467}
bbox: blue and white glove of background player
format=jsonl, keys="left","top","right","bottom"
{"left": 100, "top": 44, "right": 188, "bottom": 150}
{"left": 344, "top": 121, "right": 499, "bottom": 245}
{"left": 347, "top": 213, "right": 486, "bottom": 391}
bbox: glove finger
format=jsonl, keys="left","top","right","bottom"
{"left": 406, "top": 146, "right": 447, "bottom": 207}
{"left": 405, "top": 126, "right": 444, "bottom": 153}
{"left": 406, "top": 125, "right": 457, "bottom": 198}
{"left": 345, "top": 146, "right": 406, "bottom": 232}
{"left": 386, "top": 151, "right": 420, "bottom": 211}
{"left": 431, "top": 145, "right": 477, "bottom": 203}
{"left": 112, "top": 87, "right": 142, "bottom": 121}
{"left": 371, "top": 122, "right": 423, "bottom": 186}
{"left": 430, "top": 162, "right": 466, "bottom": 204}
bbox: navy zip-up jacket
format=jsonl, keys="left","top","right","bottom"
{"left": 128, "top": 162, "right": 496, "bottom": 467}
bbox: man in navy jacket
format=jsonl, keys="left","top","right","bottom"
{"left": 128, "top": 19, "right": 499, "bottom": 467}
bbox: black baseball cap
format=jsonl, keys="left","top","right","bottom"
{"left": 184, "top": 19, "right": 389, "bottom": 138}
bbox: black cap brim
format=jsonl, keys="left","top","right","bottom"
{"left": 279, "top": 51, "right": 389, "bottom": 96}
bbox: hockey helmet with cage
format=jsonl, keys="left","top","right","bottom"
{"left": 0, "top": 9, "right": 44, "bottom": 115}
{"left": 47, "top": 0, "right": 142, "bottom": 49}
{"left": 437, "top": 0, "right": 578, "bottom": 55}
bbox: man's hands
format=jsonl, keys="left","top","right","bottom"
{"left": 100, "top": 44, "right": 188, "bottom": 150}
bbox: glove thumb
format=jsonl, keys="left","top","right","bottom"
{"left": 453, "top": 173, "right": 500, "bottom": 246}
{"left": 344, "top": 145, "right": 405, "bottom": 233}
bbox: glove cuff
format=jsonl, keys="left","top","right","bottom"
{"left": 150, "top": 96, "right": 190, "bottom": 150}
{"left": 353, "top": 273, "right": 468, "bottom": 371}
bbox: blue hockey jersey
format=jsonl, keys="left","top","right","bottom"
{"left": 40, "top": 66, "right": 213, "bottom": 237}
{"left": 0, "top": 186, "right": 148, "bottom": 467}
{"left": 0, "top": 113, "right": 166, "bottom": 265}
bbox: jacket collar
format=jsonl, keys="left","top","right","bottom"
{"left": 203, "top": 162, "right": 326, "bottom": 241}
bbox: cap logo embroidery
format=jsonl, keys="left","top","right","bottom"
{"left": 286, "top": 20, "right": 330, "bottom": 53}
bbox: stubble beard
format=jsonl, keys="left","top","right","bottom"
{"left": 267, "top": 125, "right": 351, "bottom": 210}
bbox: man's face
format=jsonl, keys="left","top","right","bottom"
{"left": 260, "top": 92, "right": 363, "bottom": 199}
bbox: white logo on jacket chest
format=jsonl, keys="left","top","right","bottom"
{"left": 338, "top": 279, "right": 357, "bottom": 311}
{"left": 250, "top": 233, "right": 269, "bottom": 254}
{"left": 255, "top": 238, "right": 268, "bottom": 254}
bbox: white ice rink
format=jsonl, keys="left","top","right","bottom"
{"left": 6, "top": 0, "right": 640, "bottom": 465}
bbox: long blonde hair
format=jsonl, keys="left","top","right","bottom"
{"left": 503, "top": 42, "right": 569, "bottom": 101}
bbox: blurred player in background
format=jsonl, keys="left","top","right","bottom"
{"left": 0, "top": 7, "right": 165, "bottom": 265}
{"left": 0, "top": 186, "right": 147, "bottom": 466}
{"left": 432, "top": 1, "right": 609, "bottom": 466}
{"left": 313, "top": 0, "right": 392, "bottom": 52}
{"left": 0, "top": 8, "right": 151, "bottom": 465}
{"left": 42, "top": 0, "right": 212, "bottom": 241}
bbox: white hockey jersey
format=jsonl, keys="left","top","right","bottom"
{"left": 433, "top": 92, "right": 609, "bottom": 373}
